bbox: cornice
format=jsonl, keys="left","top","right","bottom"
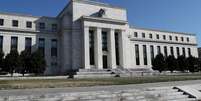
{"left": 82, "top": 16, "right": 128, "bottom": 25}
{"left": 130, "top": 26, "right": 195, "bottom": 36}
{"left": 130, "top": 38, "right": 197, "bottom": 46}
{"left": 0, "top": 27, "right": 57, "bottom": 35}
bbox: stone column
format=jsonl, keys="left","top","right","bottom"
{"left": 83, "top": 26, "right": 90, "bottom": 69}
{"left": 119, "top": 30, "right": 126, "bottom": 68}
{"left": 108, "top": 29, "right": 116, "bottom": 69}
{"left": 95, "top": 27, "right": 103, "bottom": 69}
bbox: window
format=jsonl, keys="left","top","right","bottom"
{"left": 176, "top": 47, "right": 180, "bottom": 56}
{"left": 38, "top": 38, "right": 45, "bottom": 56}
{"left": 170, "top": 47, "right": 174, "bottom": 56}
{"left": 12, "top": 20, "right": 18, "bottom": 27}
{"left": 89, "top": 30, "right": 95, "bottom": 65}
{"left": 0, "top": 19, "right": 4, "bottom": 26}
{"left": 115, "top": 32, "right": 120, "bottom": 65}
{"left": 182, "top": 48, "right": 186, "bottom": 57}
{"left": 156, "top": 34, "right": 159, "bottom": 39}
{"left": 26, "top": 21, "right": 32, "bottom": 28}
{"left": 175, "top": 36, "right": 178, "bottom": 41}
{"left": 149, "top": 33, "right": 152, "bottom": 39}
{"left": 163, "top": 35, "right": 166, "bottom": 40}
{"left": 0, "top": 36, "right": 3, "bottom": 51}
{"left": 150, "top": 45, "right": 154, "bottom": 64}
{"left": 39, "top": 22, "right": 45, "bottom": 30}
{"left": 25, "top": 37, "right": 32, "bottom": 53}
{"left": 187, "top": 37, "right": 190, "bottom": 42}
{"left": 134, "top": 32, "right": 138, "bottom": 37}
{"left": 188, "top": 48, "right": 191, "bottom": 56}
{"left": 157, "top": 46, "right": 161, "bottom": 54}
{"left": 51, "top": 39, "right": 58, "bottom": 57}
{"left": 11, "top": 37, "right": 18, "bottom": 51}
{"left": 181, "top": 37, "right": 184, "bottom": 41}
{"left": 102, "top": 31, "right": 108, "bottom": 51}
{"left": 142, "top": 33, "right": 145, "bottom": 38}
{"left": 52, "top": 24, "right": 57, "bottom": 32}
{"left": 169, "top": 36, "right": 172, "bottom": 40}
{"left": 143, "top": 45, "right": 147, "bottom": 65}
{"left": 135, "top": 44, "right": 140, "bottom": 65}
{"left": 164, "top": 46, "right": 168, "bottom": 57}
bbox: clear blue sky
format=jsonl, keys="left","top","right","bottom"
{"left": 0, "top": 0, "right": 201, "bottom": 46}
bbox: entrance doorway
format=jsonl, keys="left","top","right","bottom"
{"left": 103, "top": 55, "right": 108, "bottom": 69}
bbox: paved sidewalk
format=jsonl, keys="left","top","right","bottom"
{"left": 0, "top": 80, "right": 201, "bottom": 96}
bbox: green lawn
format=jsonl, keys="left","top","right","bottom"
{"left": 0, "top": 74, "right": 201, "bottom": 90}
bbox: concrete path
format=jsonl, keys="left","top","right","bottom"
{"left": 0, "top": 80, "right": 201, "bottom": 96}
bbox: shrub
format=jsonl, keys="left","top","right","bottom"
{"left": 152, "top": 53, "right": 166, "bottom": 73}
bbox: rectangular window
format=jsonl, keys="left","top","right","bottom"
{"left": 175, "top": 36, "right": 178, "bottom": 41}
{"left": 142, "top": 33, "right": 145, "bottom": 38}
{"left": 176, "top": 47, "right": 180, "bottom": 56}
{"left": 12, "top": 20, "right": 18, "bottom": 27}
{"left": 39, "top": 22, "right": 45, "bottom": 30}
{"left": 170, "top": 47, "right": 174, "bottom": 56}
{"left": 51, "top": 39, "right": 58, "bottom": 57}
{"left": 89, "top": 30, "right": 95, "bottom": 65}
{"left": 143, "top": 45, "right": 147, "bottom": 65}
{"left": 0, "top": 19, "right": 4, "bottom": 26}
{"left": 183, "top": 48, "right": 186, "bottom": 57}
{"left": 102, "top": 31, "right": 108, "bottom": 51}
{"left": 134, "top": 32, "right": 138, "bottom": 37}
{"left": 187, "top": 37, "right": 190, "bottom": 42}
{"left": 52, "top": 24, "right": 57, "bottom": 32}
{"left": 156, "top": 34, "right": 159, "bottom": 39}
{"left": 38, "top": 38, "right": 45, "bottom": 56}
{"left": 164, "top": 46, "right": 167, "bottom": 57}
{"left": 150, "top": 45, "right": 154, "bottom": 64}
{"left": 163, "top": 35, "right": 166, "bottom": 40}
{"left": 26, "top": 21, "right": 32, "bottom": 28}
{"left": 188, "top": 48, "right": 191, "bottom": 56}
{"left": 169, "top": 36, "right": 172, "bottom": 40}
{"left": 115, "top": 32, "right": 120, "bottom": 65}
{"left": 25, "top": 37, "right": 32, "bottom": 53}
{"left": 11, "top": 37, "right": 18, "bottom": 51}
{"left": 0, "top": 36, "right": 3, "bottom": 51}
{"left": 157, "top": 46, "right": 161, "bottom": 54}
{"left": 181, "top": 37, "right": 184, "bottom": 41}
{"left": 149, "top": 34, "right": 152, "bottom": 39}
{"left": 135, "top": 44, "right": 140, "bottom": 65}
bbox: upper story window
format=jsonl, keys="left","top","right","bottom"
{"left": 38, "top": 38, "right": 45, "bottom": 56}
{"left": 39, "top": 22, "right": 45, "bottom": 30}
{"left": 134, "top": 32, "right": 138, "bottom": 37}
{"left": 169, "top": 35, "right": 172, "bottom": 40}
{"left": 25, "top": 37, "right": 32, "bottom": 53}
{"left": 52, "top": 24, "right": 57, "bottom": 32}
{"left": 163, "top": 35, "right": 166, "bottom": 40}
{"left": 26, "top": 21, "right": 32, "bottom": 28}
{"left": 175, "top": 36, "right": 178, "bottom": 41}
{"left": 187, "top": 37, "right": 190, "bottom": 42}
{"left": 0, "top": 19, "right": 4, "bottom": 26}
{"left": 12, "top": 20, "right": 18, "bottom": 27}
{"left": 102, "top": 31, "right": 108, "bottom": 51}
{"left": 11, "top": 36, "right": 18, "bottom": 51}
{"left": 149, "top": 33, "right": 152, "bottom": 39}
{"left": 51, "top": 39, "right": 58, "bottom": 57}
{"left": 156, "top": 34, "right": 159, "bottom": 39}
{"left": 181, "top": 37, "right": 184, "bottom": 41}
{"left": 142, "top": 33, "right": 145, "bottom": 38}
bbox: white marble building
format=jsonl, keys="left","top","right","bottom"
{"left": 0, "top": 0, "right": 198, "bottom": 75}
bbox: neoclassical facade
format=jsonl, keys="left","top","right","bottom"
{"left": 0, "top": 0, "right": 198, "bottom": 75}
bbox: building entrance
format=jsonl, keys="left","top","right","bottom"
{"left": 103, "top": 55, "right": 108, "bottom": 69}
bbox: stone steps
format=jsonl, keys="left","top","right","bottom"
{"left": 0, "top": 87, "right": 198, "bottom": 101}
